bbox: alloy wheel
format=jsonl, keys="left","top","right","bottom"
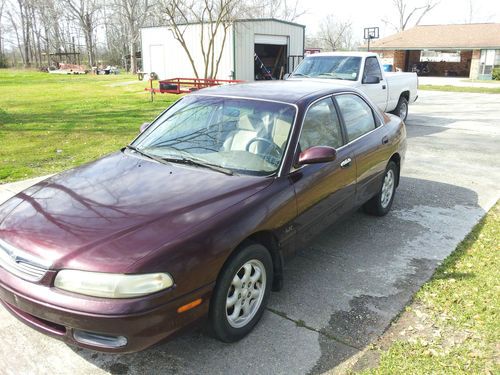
{"left": 225, "top": 259, "right": 266, "bottom": 328}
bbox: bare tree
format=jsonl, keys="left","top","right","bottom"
{"left": 314, "top": 15, "right": 352, "bottom": 51}
{"left": 0, "top": 0, "right": 6, "bottom": 66}
{"left": 62, "top": 0, "right": 101, "bottom": 67}
{"left": 161, "top": 0, "right": 238, "bottom": 79}
{"left": 239, "top": 0, "right": 306, "bottom": 22}
{"left": 382, "top": 0, "right": 438, "bottom": 32}
{"left": 112, "top": 0, "right": 154, "bottom": 73}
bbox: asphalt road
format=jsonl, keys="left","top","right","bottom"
{"left": 1, "top": 90, "right": 499, "bottom": 375}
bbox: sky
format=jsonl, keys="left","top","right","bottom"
{"left": 296, "top": 0, "right": 500, "bottom": 42}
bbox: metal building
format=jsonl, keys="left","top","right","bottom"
{"left": 141, "top": 18, "right": 305, "bottom": 81}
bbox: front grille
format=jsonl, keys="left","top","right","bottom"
{"left": 0, "top": 239, "right": 50, "bottom": 282}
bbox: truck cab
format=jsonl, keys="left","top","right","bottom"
{"left": 289, "top": 52, "right": 418, "bottom": 120}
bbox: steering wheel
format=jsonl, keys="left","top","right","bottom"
{"left": 245, "top": 137, "right": 282, "bottom": 164}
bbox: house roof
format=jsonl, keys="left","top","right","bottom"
{"left": 369, "top": 23, "right": 500, "bottom": 50}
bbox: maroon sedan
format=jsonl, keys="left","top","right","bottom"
{"left": 0, "top": 81, "right": 406, "bottom": 353}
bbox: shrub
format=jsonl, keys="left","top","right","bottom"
{"left": 493, "top": 68, "right": 500, "bottom": 80}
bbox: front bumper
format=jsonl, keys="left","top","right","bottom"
{"left": 0, "top": 269, "right": 213, "bottom": 353}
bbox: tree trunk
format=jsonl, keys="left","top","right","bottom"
{"left": 84, "top": 26, "right": 95, "bottom": 67}
{"left": 129, "top": 39, "right": 136, "bottom": 73}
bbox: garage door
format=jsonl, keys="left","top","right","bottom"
{"left": 254, "top": 34, "right": 288, "bottom": 45}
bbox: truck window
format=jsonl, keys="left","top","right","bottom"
{"left": 292, "top": 56, "right": 361, "bottom": 81}
{"left": 336, "top": 94, "right": 376, "bottom": 142}
{"left": 363, "top": 57, "right": 383, "bottom": 81}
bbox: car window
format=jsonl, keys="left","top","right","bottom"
{"left": 299, "top": 98, "right": 343, "bottom": 151}
{"left": 336, "top": 94, "right": 377, "bottom": 142}
{"left": 363, "top": 57, "right": 382, "bottom": 81}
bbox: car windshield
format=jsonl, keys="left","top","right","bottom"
{"left": 132, "top": 95, "right": 296, "bottom": 175}
{"left": 292, "top": 56, "right": 361, "bottom": 81}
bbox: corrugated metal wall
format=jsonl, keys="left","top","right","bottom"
{"left": 141, "top": 25, "right": 234, "bottom": 80}
{"left": 141, "top": 20, "right": 304, "bottom": 81}
{"left": 234, "top": 20, "right": 304, "bottom": 81}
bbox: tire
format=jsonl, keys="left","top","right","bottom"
{"left": 363, "top": 161, "right": 398, "bottom": 216}
{"left": 209, "top": 243, "right": 273, "bottom": 342}
{"left": 392, "top": 96, "right": 409, "bottom": 122}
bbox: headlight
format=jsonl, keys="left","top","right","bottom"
{"left": 54, "top": 270, "right": 174, "bottom": 298}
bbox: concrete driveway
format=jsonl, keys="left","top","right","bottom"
{"left": 1, "top": 90, "right": 499, "bottom": 375}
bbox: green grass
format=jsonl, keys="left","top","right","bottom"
{"left": 419, "top": 84, "right": 500, "bottom": 94}
{"left": 0, "top": 70, "right": 178, "bottom": 183}
{"left": 361, "top": 202, "right": 500, "bottom": 374}
{"left": 460, "top": 79, "right": 500, "bottom": 84}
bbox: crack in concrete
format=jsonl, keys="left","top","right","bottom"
{"left": 266, "top": 307, "right": 362, "bottom": 351}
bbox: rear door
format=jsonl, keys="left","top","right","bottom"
{"left": 335, "top": 93, "right": 389, "bottom": 206}
{"left": 361, "top": 56, "right": 388, "bottom": 111}
{"left": 290, "top": 97, "right": 356, "bottom": 243}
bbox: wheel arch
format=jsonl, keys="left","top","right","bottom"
{"left": 389, "top": 152, "right": 401, "bottom": 187}
{"left": 400, "top": 90, "right": 410, "bottom": 102}
{"left": 217, "top": 231, "right": 284, "bottom": 293}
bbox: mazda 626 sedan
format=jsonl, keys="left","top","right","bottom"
{"left": 0, "top": 81, "right": 406, "bottom": 353}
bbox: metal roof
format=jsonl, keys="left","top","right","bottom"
{"left": 141, "top": 18, "right": 305, "bottom": 30}
{"left": 370, "top": 23, "right": 500, "bottom": 50}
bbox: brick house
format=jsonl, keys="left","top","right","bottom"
{"left": 369, "top": 23, "right": 500, "bottom": 79}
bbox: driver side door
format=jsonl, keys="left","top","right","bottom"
{"left": 289, "top": 97, "right": 357, "bottom": 244}
{"left": 361, "top": 56, "right": 388, "bottom": 111}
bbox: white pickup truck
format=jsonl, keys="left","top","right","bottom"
{"left": 288, "top": 52, "right": 418, "bottom": 121}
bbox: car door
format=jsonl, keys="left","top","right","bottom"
{"left": 289, "top": 97, "right": 357, "bottom": 243}
{"left": 361, "top": 56, "right": 388, "bottom": 111}
{"left": 335, "top": 93, "right": 389, "bottom": 206}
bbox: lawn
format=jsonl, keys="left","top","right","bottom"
{"left": 0, "top": 70, "right": 178, "bottom": 183}
{"left": 419, "top": 84, "right": 500, "bottom": 94}
{"left": 361, "top": 202, "right": 499, "bottom": 374}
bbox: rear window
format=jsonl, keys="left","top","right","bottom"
{"left": 336, "top": 94, "right": 377, "bottom": 142}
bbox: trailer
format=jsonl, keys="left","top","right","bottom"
{"left": 145, "top": 77, "right": 244, "bottom": 101}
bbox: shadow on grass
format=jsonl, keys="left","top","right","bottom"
{"left": 432, "top": 271, "right": 475, "bottom": 281}
{"left": 0, "top": 108, "right": 166, "bottom": 128}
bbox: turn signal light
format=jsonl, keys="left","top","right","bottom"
{"left": 177, "top": 298, "right": 202, "bottom": 313}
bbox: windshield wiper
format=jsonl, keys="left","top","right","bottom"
{"left": 124, "top": 145, "right": 171, "bottom": 165}
{"left": 163, "top": 156, "right": 233, "bottom": 176}
{"left": 125, "top": 145, "right": 233, "bottom": 175}
{"left": 291, "top": 73, "right": 309, "bottom": 77}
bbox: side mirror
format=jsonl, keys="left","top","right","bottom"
{"left": 140, "top": 122, "right": 150, "bottom": 133}
{"left": 297, "top": 146, "right": 337, "bottom": 166}
{"left": 363, "top": 75, "right": 381, "bottom": 84}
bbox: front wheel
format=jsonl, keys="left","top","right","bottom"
{"left": 363, "top": 161, "right": 398, "bottom": 216}
{"left": 392, "top": 96, "right": 409, "bottom": 122}
{"left": 209, "top": 243, "right": 273, "bottom": 342}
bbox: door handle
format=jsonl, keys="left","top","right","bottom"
{"left": 382, "top": 85, "right": 386, "bottom": 89}
{"left": 382, "top": 136, "right": 389, "bottom": 144}
{"left": 340, "top": 158, "right": 352, "bottom": 168}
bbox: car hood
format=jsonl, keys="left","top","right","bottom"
{"left": 0, "top": 151, "right": 272, "bottom": 272}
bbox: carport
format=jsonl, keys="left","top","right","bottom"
{"left": 370, "top": 23, "right": 500, "bottom": 79}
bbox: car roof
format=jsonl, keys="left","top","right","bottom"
{"left": 193, "top": 80, "right": 358, "bottom": 105}
{"left": 307, "top": 51, "right": 376, "bottom": 58}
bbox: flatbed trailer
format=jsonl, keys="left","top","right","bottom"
{"left": 145, "top": 77, "right": 244, "bottom": 101}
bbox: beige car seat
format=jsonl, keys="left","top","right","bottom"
{"left": 222, "top": 114, "right": 262, "bottom": 152}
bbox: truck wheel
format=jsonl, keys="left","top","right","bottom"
{"left": 392, "top": 96, "right": 408, "bottom": 121}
